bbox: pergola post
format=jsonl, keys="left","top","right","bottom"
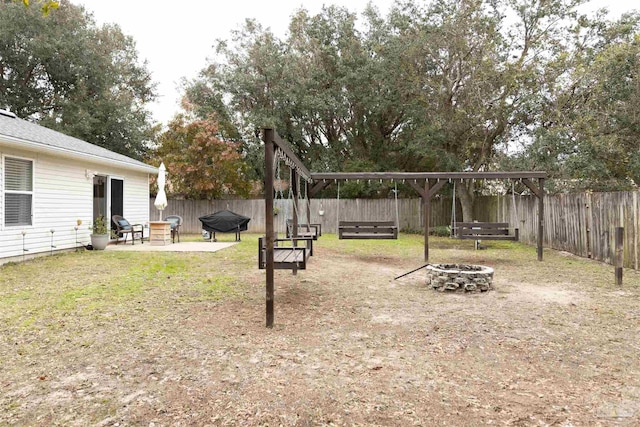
{"left": 291, "top": 169, "right": 299, "bottom": 275}
{"left": 538, "top": 177, "right": 544, "bottom": 261}
{"left": 261, "top": 129, "right": 314, "bottom": 328}
{"left": 408, "top": 178, "right": 446, "bottom": 262}
{"left": 263, "top": 128, "right": 275, "bottom": 328}
{"left": 521, "top": 177, "right": 545, "bottom": 262}
{"left": 305, "top": 181, "right": 311, "bottom": 228}
{"left": 425, "top": 179, "right": 430, "bottom": 262}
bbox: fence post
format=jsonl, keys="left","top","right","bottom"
{"left": 585, "top": 192, "right": 592, "bottom": 258}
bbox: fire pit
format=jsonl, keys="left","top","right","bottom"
{"left": 426, "top": 264, "right": 494, "bottom": 292}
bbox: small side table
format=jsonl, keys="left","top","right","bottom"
{"left": 149, "top": 221, "right": 171, "bottom": 246}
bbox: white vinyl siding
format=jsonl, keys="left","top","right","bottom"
{"left": 0, "top": 146, "right": 150, "bottom": 260}
{"left": 123, "top": 173, "right": 150, "bottom": 222}
{"left": 4, "top": 156, "right": 34, "bottom": 226}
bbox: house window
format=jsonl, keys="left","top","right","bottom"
{"left": 4, "top": 157, "right": 33, "bottom": 226}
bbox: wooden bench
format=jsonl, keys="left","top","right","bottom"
{"left": 286, "top": 219, "right": 322, "bottom": 240}
{"left": 258, "top": 236, "right": 314, "bottom": 270}
{"left": 338, "top": 221, "right": 398, "bottom": 240}
{"left": 453, "top": 222, "right": 519, "bottom": 241}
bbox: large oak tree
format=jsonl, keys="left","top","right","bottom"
{"left": 183, "top": 0, "right": 639, "bottom": 216}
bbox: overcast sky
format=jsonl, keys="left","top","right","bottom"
{"left": 74, "top": 0, "right": 635, "bottom": 127}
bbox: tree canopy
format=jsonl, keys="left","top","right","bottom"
{"left": 180, "top": 0, "right": 639, "bottom": 211}
{"left": 0, "top": 1, "right": 156, "bottom": 159}
{"left": 500, "top": 10, "right": 640, "bottom": 192}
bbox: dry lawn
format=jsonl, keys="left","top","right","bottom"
{"left": 1, "top": 234, "right": 640, "bottom": 426}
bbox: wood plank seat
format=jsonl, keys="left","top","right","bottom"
{"left": 286, "top": 219, "right": 322, "bottom": 240}
{"left": 258, "top": 236, "right": 314, "bottom": 270}
{"left": 453, "top": 222, "right": 519, "bottom": 241}
{"left": 338, "top": 221, "right": 398, "bottom": 240}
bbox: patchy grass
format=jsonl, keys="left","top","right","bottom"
{"left": 0, "top": 238, "right": 256, "bottom": 329}
{"left": 1, "top": 233, "right": 640, "bottom": 426}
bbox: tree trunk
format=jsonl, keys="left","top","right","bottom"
{"left": 457, "top": 181, "right": 475, "bottom": 222}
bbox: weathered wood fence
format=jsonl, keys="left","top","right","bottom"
{"left": 150, "top": 198, "right": 451, "bottom": 235}
{"left": 152, "top": 191, "right": 640, "bottom": 269}
{"left": 488, "top": 192, "right": 640, "bottom": 269}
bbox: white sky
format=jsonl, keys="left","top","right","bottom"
{"left": 73, "top": 0, "right": 635, "bottom": 127}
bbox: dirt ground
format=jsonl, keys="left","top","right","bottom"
{"left": 2, "top": 236, "right": 640, "bottom": 426}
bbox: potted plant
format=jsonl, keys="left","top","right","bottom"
{"left": 90, "top": 215, "right": 110, "bottom": 250}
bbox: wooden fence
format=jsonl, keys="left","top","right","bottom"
{"left": 151, "top": 191, "right": 640, "bottom": 269}
{"left": 150, "top": 198, "right": 453, "bottom": 235}
{"left": 465, "top": 192, "right": 640, "bottom": 269}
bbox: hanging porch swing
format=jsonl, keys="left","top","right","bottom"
{"left": 337, "top": 180, "right": 399, "bottom": 240}
{"left": 450, "top": 179, "right": 520, "bottom": 242}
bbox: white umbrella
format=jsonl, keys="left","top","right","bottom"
{"left": 154, "top": 162, "right": 168, "bottom": 221}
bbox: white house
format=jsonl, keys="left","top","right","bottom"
{"left": 0, "top": 109, "right": 157, "bottom": 262}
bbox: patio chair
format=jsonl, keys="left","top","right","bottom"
{"left": 112, "top": 215, "right": 144, "bottom": 245}
{"left": 164, "top": 215, "right": 183, "bottom": 243}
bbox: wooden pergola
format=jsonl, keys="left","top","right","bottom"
{"left": 263, "top": 128, "right": 546, "bottom": 327}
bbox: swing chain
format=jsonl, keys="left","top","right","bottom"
{"left": 275, "top": 147, "right": 312, "bottom": 183}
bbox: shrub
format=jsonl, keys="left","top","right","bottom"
{"left": 92, "top": 216, "right": 108, "bottom": 235}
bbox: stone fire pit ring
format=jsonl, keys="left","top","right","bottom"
{"left": 426, "top": 263, "right": 494, "bottom": 293}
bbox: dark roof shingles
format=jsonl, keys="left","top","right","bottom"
{"left": 0, "top": 114, "right": 154, "bottom": 170}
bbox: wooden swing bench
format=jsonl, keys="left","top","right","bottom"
{"left": 258, "top": 235, "right": 314, "bottom": 270}
{"left": 285, "top": 219, "right": 322, "bottom": 240}
{"left": 453, "top": 222, "right": 519, "bottom": 241}
{"left": 338, "top": 221, "right": 398, "bottom": 240}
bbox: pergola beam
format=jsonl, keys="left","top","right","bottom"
{"left": 521, "top": 178, "right": 542, "bottom": 199}
{"left": 273, "top": 131, "right": 312, "bottom": 182}
{"left": 312, "top": 172, "right": 546, "bottom": 181}
{"left": 408, "top": 180, "right": 426, "bottom": 198}
{"left": 308, "top": 180, "right": 331, "bottom": 198}
{"left": 429, "top": 179, "right": 447, "bottom": 198}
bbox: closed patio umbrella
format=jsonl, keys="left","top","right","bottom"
{"left": 154, "top": 162, "right": 168, "bottom": 221}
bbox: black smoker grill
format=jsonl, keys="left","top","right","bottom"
{"left": 199, "top": 210, "right": 251, "bottom": 242}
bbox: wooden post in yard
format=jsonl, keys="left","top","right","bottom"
{"left": 538, "top": 177, "right": 544, "bottom": 261}
{"left": 425, "top": 179, "right": 430, "bottom": 262}
{"left": 263, "top": 128, "right": 275, "bottom": 328}
{"left": 291, "top": 169, "right": 299, "bottom": 276}
{"left": 615, "top": 226, "right": 624, "bottom": 286}
{"left": 586, "top": 192, "right": 592, "bottom": 259}
{"left": 306, "top": 181, "right": 311, "bottom": 228}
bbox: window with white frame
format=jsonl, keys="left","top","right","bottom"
{"left": 4, "top": 157, "right": 33, "bottom": 226}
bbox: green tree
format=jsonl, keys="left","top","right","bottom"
{"left": 182, "top": 7, "right": 410, "bottom": 187}
{"left": 182, "top": 0, "right": 639, "bottom": 213}
{"left": 0, "top": 1, "right": 156, "bottom": 159}
{"left": 501, "top": 11, "right": 640, "bottom": 192}
{"left": 154, "top": 114, "right": 255, "bottom": 200}
{"left": 389, "top": 0, "right": 592, "bottom": 218}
